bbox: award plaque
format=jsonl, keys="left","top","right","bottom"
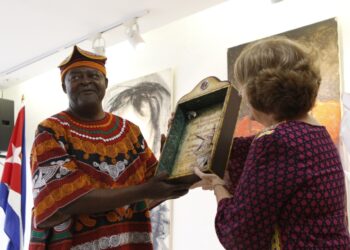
{"left": 157, "top": 76, "right": 241, "bottom": 184}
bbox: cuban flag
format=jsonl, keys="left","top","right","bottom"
{"left": 0, "top": 106, "right": 26, "bottom": 250}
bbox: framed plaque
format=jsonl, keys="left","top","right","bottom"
{"left": 157, "top": 76, "right": 241, "bottom": 184}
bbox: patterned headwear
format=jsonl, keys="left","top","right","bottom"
{"left": 59, "top": 45, "right": 107, "bottom": 81}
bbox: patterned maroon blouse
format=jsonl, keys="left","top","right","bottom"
{"left": 216, "top": 120, "right": 350, "bottom": 249}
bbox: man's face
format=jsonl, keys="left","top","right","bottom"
{"left": 63, "top": 67, "right": 108, "bottom": 110}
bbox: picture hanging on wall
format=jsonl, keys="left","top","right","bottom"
{"left": 228, "top": 18, "right": 340, "bottom": 144}
{"left": 103, "top": 68, "right": 173, "bottom": 250}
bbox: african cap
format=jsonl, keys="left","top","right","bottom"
{"left": 59, "top": 45, "right": 107, "bottom": 81}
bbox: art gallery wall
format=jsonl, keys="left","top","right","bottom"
{"left": 2, "top": 0, "right": 350, "bottom": 249}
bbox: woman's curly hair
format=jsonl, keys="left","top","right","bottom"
{"left": 233, "top": 36, "right": 321, "bottom": 121}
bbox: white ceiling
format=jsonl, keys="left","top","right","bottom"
{"left": 0, "top": 0, "right": 226, "bottom": 89}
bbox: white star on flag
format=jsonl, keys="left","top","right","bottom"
{"left": 5, "top": 144, "right": 22, "bottom": 166}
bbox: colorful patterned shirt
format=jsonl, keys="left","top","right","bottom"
{"left": 216, "top": 120, "right": 350, "bottom": 249}
{"left": 29, "top": 111, "right": 158, "bottom": 250}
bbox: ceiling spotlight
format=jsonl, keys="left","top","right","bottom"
{"left": 92, "top": 33, "right": 106, "bottom": 56}
{"left": 124, "top": 18, "right": 145, "bottom": 50}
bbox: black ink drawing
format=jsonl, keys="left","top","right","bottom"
{"left": 104, "top": 69, "right": 173, "bottom": 250}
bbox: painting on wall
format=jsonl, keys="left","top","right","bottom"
{"left": 228, "top": 18, "right": 341, "bottom": 144}
{"left": 103, "top": 68, "right": 173, "bottom": 250}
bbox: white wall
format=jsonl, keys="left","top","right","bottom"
{"left": 2, "top": 0, "right": 350, "bottom": 249}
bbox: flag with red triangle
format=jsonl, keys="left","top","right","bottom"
{"left": 0, "top": 106, "right": 26, "bottom": 250}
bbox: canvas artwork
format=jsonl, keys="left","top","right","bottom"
{"left": 228, "top": 18, "right": 341, "bottom": 144}
{"left": 103, "top": 68, "right": 173, "bottom": 250}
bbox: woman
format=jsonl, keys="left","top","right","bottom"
{"left": 194, "top": 37, "right": 350, "bottom": 249}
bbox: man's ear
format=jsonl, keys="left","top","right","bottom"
{"left": 105, "top": 77, "right": 109, "bottom": 89}
{"left": 62, "top": 82, "right": 67, "bottom": 93}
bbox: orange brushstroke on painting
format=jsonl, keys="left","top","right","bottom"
{"left": 234, "top": 100, "right": 340, "bottom": 145}
{"left": 311, "top": 100, "right": 340, "bottom": 145}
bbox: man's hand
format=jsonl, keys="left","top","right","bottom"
{"left": 160, "top": 134, "right": 166, "bottom": 152}
{"left": 191, "top": 167, "right": 226, "bottom": 190}
{"left": 160, "top": 112, "right": 175, "bottom": 153}
{"left": 167, "top": 112, "right": 175, "bottom": 131}
{"left": 143, "top": 172, "right": 190, "bottom": 200}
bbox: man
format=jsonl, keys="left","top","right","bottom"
{"left": 29, "top": 46, "right": 189, "bottom": 249}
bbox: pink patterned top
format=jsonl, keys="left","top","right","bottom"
{"left": 216, "top": 120, "right": 350, "bottom": 249}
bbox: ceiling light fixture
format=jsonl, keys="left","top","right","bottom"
{"left": 124, "top": 18, "right": 145, "bottom": 50}
{"left": 0, "top": 10, "right": 149, "bottom": 77}
{"left": 91, "top": 33, "right": 106, "bottom": 56}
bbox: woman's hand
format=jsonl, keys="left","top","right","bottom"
{"left": 191, "top": 167, "right": 226, "bottom": 190}
{"left": 192, "top": 167, "right": 232, "bottom": 202}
